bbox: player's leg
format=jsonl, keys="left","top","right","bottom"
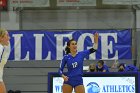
{"left": 0, "top": 82, "right": 7, "bottom": 93}
{"left": 75, "top": 85, "right": 85, "bottom": 93}
{"left": 62, "top": 84, "right": 73, "bottom": 93}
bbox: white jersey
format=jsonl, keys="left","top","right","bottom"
{"left": 0, "top": 44, "right": 10, "bottom": 82}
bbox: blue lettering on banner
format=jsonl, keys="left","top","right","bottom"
{"left": 102, "top": 85, "right": 135, "bottom": 92}
{"left": 87, "top": 82, "right": 135, "bottom": 93}
{"left": 55, "top": 85, "right": 62, "bottom": 92}
{"left": 8, "top": 29, "right": 132, "bottom": 60}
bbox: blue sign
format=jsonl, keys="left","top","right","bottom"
{"left": 8, "top": 29, "right": 132, "bottom": 60}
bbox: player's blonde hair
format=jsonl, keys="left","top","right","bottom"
{"left": 0, "top": 28, "right": 7, "bottom": 37}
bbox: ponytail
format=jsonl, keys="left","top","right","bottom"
{"left": 65, "top": 46, "right": 70, "bottom": 54}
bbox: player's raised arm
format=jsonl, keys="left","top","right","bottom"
{"left": 93, "top": 32, "right": 99, "bottom": 50}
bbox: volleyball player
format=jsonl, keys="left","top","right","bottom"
{"left": 58, "top": 32, "right": 99, "bottom": 93}
{"left": 0, "top": 28, "right": 10, "bottom": 93}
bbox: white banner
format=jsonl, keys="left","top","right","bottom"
{"left": 53, "top": 77, "right": 136, "bottom": 93}
{"left": 103, "top": 0, "right": 140, "bottom": 5}
{"left": 57, "top": 0, "right": 96, "bottom": 6}
{"left": 9, "top": 0, "right": 50, "bottom": 7}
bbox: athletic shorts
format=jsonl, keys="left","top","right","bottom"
{"left": 63, "top": 76, "right": 83, "bottom": 88}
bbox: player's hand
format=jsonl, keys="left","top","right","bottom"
{"left": 62, "top": 75, "right": 69, "bottom": 81}
{"left": 94, "top": 32, "right": 99, "bottom": 44}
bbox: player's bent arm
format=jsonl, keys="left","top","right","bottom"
{"left": 93, "top": 32, "right": 98, "bottom": 50}
{"left": 0, "top": 46, "right": 10, "bottom": 65}
{"left": 58, "top": 56, "right": 67, "bottom": 76}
